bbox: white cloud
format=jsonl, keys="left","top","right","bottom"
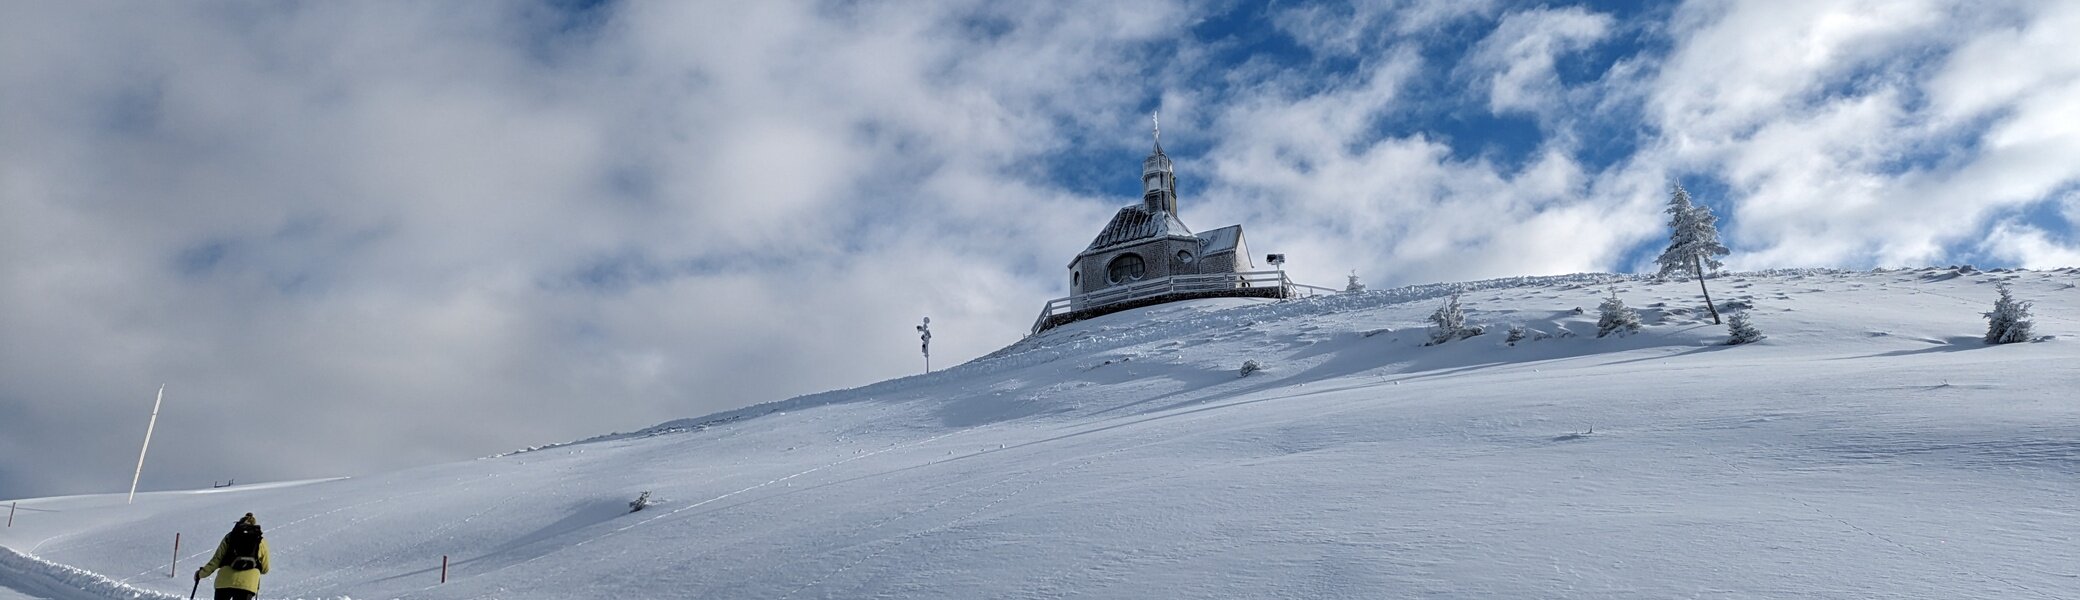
{"left": 1642, "top": 0, "right": 2080, "bottom": 269}
{"left": 1925, "top": 2, "right": 2080, "bottom": 122}
{"left": 1468, "top": 7, "right": 1615, "bottom": 115}
{"left": 0, "top": 0, "right": 1185, "bottom": 496}
{"left": 1192, "top": 48, "right": 1660, "bottom": 286}
{"left": 1650, "top": 0, "right": 1949, "bottom": 150}
{"left": 1982, "top": 221, "right": 2080, "bottom": 269}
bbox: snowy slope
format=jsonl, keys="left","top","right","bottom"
{"left": 3, "top": 267, "right": 2076, "bottom": 599}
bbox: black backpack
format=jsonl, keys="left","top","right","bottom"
{"left": 223, "top": 522, "right": 263, "bottom": 571}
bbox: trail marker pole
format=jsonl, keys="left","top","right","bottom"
{"left": 129, "top": 384, "right": 166, "bottom": 504}
{"left": 441, "top": 555, "right": 448, "bottom": 583}
{"left": 7, "top": 502, "right": 14, "bottom": 527}
{"left": 916, "top": 317, "right": 932, "bottom": 374}
{"left": 171, "top": 532, "right": 180, "bottom": 577}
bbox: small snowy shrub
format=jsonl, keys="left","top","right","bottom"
{"left": 1596, "top": 288, "right": 1642, "bottom": 338}
{"left": 629, "top": 491, "right": 653, "bottom": 513}
{"left": 1506, "top": 325, "right": 1526, "bottom": 345}
{"left": 1984, "top": 283, "right": 2036, "bottom": 344}
{"left": 1725, "top": 311, "right": 1763, "bottom": 345}
{"left": 1345, "top": 271, "right": 1366, "bottom": 293}
{"left": 1428, "top": 292, "right": 1467, "bottom": 345}
{"left": 1239, "top": 360, "right": 1262, "bottom": 378}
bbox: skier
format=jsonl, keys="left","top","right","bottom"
{"left": 195, "top": 512, "right": 270, "bottom": 600}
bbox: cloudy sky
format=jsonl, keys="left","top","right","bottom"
{"left": 3, "top": 0, "right": 2076, "bottom": 499}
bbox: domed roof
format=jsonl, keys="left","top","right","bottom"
{"left": 1081, "top": 206, "right": 1194, "bottom": 254}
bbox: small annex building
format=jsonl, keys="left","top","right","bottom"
{"left": 1031, "top": 118, "right": 1295, "bottom": 334}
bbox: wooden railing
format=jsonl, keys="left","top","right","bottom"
{"left": 1029, "top": 270, "right": 1340, "bottom": 335}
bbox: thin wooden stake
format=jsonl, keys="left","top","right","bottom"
{"left": 7, "top": 502, "right": 14, "bottom": 527}
{"left": 441, "top": 555, "right": 448, "bottom": 583}
{"left": 171, "top": 532, "right": 181, "bottom": 577}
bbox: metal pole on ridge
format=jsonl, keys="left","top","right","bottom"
{"left": 171, "top": 532, "right": 180, "bottom": 577}
{"left": 129, "top": 384, "right": 166, "bottom": 504}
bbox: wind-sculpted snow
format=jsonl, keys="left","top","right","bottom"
{"left": 4, "top": 267, "right": 2075, "bottom": 599}
{"left": 0, "top": 546, "right": 182, "bottom": 600}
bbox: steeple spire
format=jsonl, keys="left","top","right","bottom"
{"left": 1141, "top": 110, "right": 1176, "bottom": 215}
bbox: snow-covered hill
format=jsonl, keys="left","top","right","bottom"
{"left": 4, "top": 267, "right": 2076, "bottom": 599}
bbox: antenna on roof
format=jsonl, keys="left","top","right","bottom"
{"left": 1152, "top": 110, "right": 1160, "bottom": 145}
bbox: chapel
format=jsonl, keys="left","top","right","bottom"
{"left": 1031, "top": 117, "right": 1288, "bottom": 334}
{"left": 1067, "top": 119, "right": 1253, "bottom": 296}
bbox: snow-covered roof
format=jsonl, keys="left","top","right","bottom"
{"left": 1081, "top": 206, "right": 1195, "bottom": 254}
{"left": 1197, "top": 224, "right": 1243, "bottom": 256}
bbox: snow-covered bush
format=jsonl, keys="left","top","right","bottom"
{"left": 1345, "top": 271, "right": 1366, "bottom": 293}
{"left": 1725, "top": 311, "right": 1763, "bottom": 345}
{"left": 1239, "top": 360, "right": 1262, "bottom": 377}
{"left": 629, "top": 491, "right": 653, "bottom": 513}
{"left": 1597, "top": 288, "right": 1642, "bottom": 338}
{"left": 1506, "top": 325, "right": 1526, "bottom": 345}
{"left": 1984, "top": 283, "right": 2035, "bottom": 344}
{"left": 1428, "top": 292, "right": 1468, "bottom": 345}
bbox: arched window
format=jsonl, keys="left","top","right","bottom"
{"left": 1176, "top": 249, "right": 1194, "bottom": 264}
{"left": 1107, "top": 253, "right": 1146, "bottom": 284}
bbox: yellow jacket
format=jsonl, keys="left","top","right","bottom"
{"left": 197, "top": 535, "right": 271, "bottom": 592}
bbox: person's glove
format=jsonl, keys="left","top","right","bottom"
{"left": 194, "top": 568, "right": 206, "bottom": 581}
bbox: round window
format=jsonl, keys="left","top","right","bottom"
{"left": 1177, "top": 250, "right": 1194, "bottom": 263}
{"left": 1107, "top": 253, "right": 1146, "bottom": 284}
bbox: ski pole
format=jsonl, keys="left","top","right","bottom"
{"left": 189, "top": 577, "right": 200, "bottom": 600}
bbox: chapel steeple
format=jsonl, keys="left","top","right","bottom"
{"left": 1141, "top": 111, "right": 1178, "bottom": 216}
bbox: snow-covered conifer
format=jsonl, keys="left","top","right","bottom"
{"left": 1345, "top": 270, "right": 1366, "bottom": 293}
{"left": 1655, "top": 183, "right": 1731, "bottom": 324}
{"left": 1984, "top": 283, "right": 2035, "bottom": 344}
{"left": 1725, "top": 311, "right": 1763, "bottom": 345}
{"left": 1597, "top": 288, "right": 1642, "bottom": 338}
{"left": 1506, "top": 324, "right": 1526, "bottom": 345}
{"left": 1239, "top": 360, "right": 1262, "bottom": 377}
{"left": 1428, "top": 292, "right": 1467, "bottom": 345}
